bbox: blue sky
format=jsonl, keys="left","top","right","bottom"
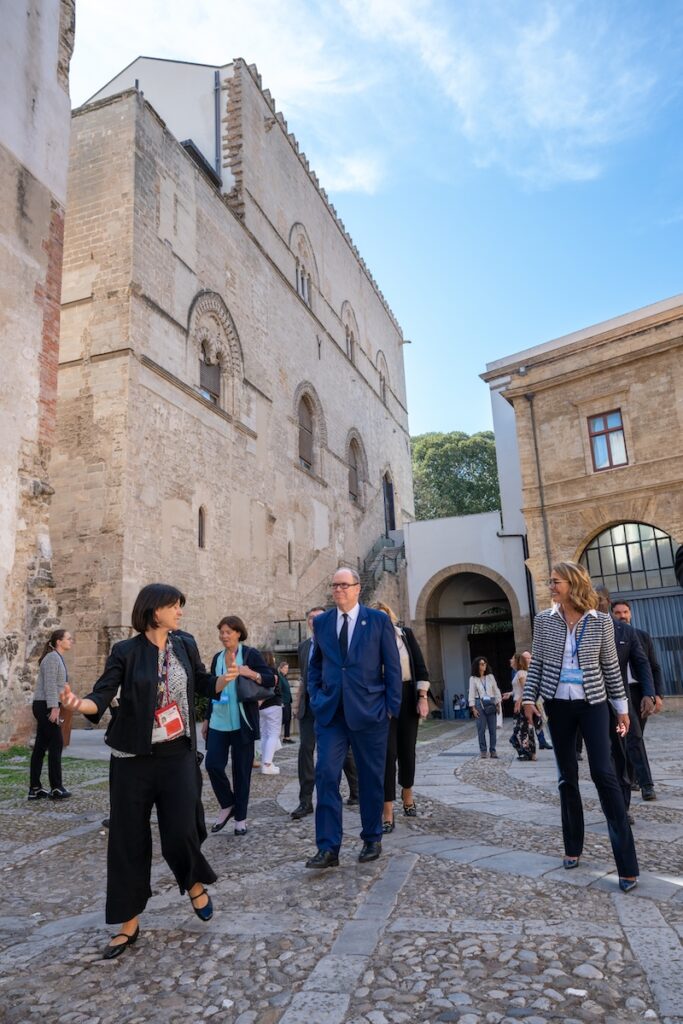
{"left": 70, "top": 0, "right": 683, "bottom": 436}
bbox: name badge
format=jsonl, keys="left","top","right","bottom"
{"left": 154, "top": 701, "right": 184, "bottom": 739}
{"left": 560, "top": 667, "right": 584, "bottom": 686}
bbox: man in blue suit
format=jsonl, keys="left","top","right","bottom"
{"left": 305, "top": 566, "right": 402, "bottom": 868}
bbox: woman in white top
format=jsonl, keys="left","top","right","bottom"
{"left": 509, "top": 652, "right": 537, "bottom": 760}
{"left": 468, "top": 657, "right": 502, "bottom": 758}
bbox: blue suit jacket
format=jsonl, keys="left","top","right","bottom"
{"left": 307, "top": 604, "right": 402, "bottom": 730}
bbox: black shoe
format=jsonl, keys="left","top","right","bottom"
{"left": 619, "top": 877, "right": 638, "bottom": 893}
{"left": 305, "top": 849, "right": 339, "bottom": 869}
{"left": 291, "top": 803, "right": 313, "bottom": 820}
{"left": 234, "top": 826, "right": 248, "bottom": 836}
{"left": 102, "top": 925, "right": 139, "bottom": 960}
{"left": 49, "top": 787, "right": 71, "bottom": 799}
{"left": 641, "top": 785, "right": 657, "bottom": 801}
{"left": 382, "top": 819, "right": 395, "bottom": 834}
{"left": 627, "top": 812, "right": 635, "bottom": 824}
{"left": 189, "top": 887, "right": 213, "bottom": 921}
{"left": 563, "top": 856, "right": 580, "bottom": 869}
{"left": 210, "top": 807, "right": 235, "bottom": 833}
{"left": 27, "top": 787, "right": 49, "bottom": 800}
{"left": 539, "top": 743, "right": 553, "bottom": 750}
{"left": 101, "top": 818, "right": 110, "bottom": 829}
{"left": 346, "top": 795, "right": 359, "bottom": 806}
{"left": 282, "top": 738, "right": 295, "bottom": 744}
{"left": 358, "top": 841, "right": 381, "bottom": 863}
{"left": 630, "top": 781, "right": 640, "bottom": 791}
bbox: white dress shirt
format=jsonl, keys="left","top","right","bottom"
{"left": 336, "top": 602, "right": 360, "bottom": 649}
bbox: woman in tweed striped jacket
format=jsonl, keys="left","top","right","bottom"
{"left": 522, "top": 561, "right": 639, "bottom": 892}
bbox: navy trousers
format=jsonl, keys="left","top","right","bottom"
{"left": 205, "top": 727, "right": 254, "bottom": 822}
{"left": 314, "top": 707, "right": 389, "bottom": 853}
{"left": 545, "top": 699, "right": 639, "bottom": 878}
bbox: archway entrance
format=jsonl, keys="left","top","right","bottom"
{"left": 580, "top": 522, "right": 683, "bottom": 693}
{"left": 425, "top": 571, "right": 515, "bottom": 719}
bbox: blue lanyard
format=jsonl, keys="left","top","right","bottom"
{"left": 570, "top": 617, "right": 588, "bottom": 661}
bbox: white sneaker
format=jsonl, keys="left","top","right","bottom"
{"left": 261, "top": 764, "right": 280, "bottom": 775}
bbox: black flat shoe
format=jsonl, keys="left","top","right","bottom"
{"left": 563, "top": 856, "right": 580, "bottom": 869}
{"left": 210, "top": 807, "right": 234, "bottom": 833}
{"left": 189, "top": 887, "right": 213, "bottom": 921}
{"left": 234, "top": 826, "right": 248, "bottom": 836}
{"left": 619, "top": 877, "right": 638, "bottom": 893}
{"left": 382, "top": 819, "right": 395, "bottom": 834}
{"left": 102, "top": 925, "right": 139, "bottom": 960}
{"left": 291, "top": 803, "right": 313, "bottom": 820}
{"left": 49, "top": 787, "right": 71, "bottom": 799}
{"left": 305, "top": 849, "right": 339, "bottom": 869}
{"left": 358, "top": 841, "right": 381, "bottom": 863}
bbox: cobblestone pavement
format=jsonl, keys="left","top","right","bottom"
{"left": 1, "top": 711, "right": 682, "bottom": 1024}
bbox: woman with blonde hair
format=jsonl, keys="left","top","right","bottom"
{"left": 374, "top": 602, "right": 430, "bottom": 832}
{"left": 522, "top": 561, "right": 639, "bottom": 891}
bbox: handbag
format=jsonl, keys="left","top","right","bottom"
{"left": 235, "top": 674, "right": 274, "bottom": 703}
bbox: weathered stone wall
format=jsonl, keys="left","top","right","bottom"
{"left": 490, "top": 306, "right": 683, "bottom": 603}
{"left": 0, "top": 1, "right": 74, "bottom": 743}
{"left": 52, "top": 86, "right": 414, "bottom": 682}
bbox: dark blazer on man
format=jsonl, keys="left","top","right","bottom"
{"left": 84, "top": 631, "right": 216, "bottom": 755}
{"left": 612, "top": 619, "right": 654, "bottom": 697}
{"left": 633, "top": 628, "right": 663, "bottom": 697}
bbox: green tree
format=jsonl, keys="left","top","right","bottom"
{"left": 411, "top": 430, "right": 501, "bottom": 520}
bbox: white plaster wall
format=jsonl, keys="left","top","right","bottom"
{"left": 490, "top": 385, "right": 526, "bottom": 534}
{"left": 404, "top": 511, "right": 530, "bottom": 621}
{"left": 0, "top": 0, "right": 71, "bottom": 202}
{"left": 89, "top": 57, "right": 231, "bottom": 178}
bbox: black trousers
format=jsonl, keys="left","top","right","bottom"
{"left": 625, "top": 684, "right": 654, "bottom": 788}
{"left": 205, "top": 727, "right": 254, "bottom": 821}
{"left": 30, "top": 700, "right": 63, "bottom": 790}
{"left": 545, "top": 699, "right": 639, "bottom": 878}
{"left": 297, "top": 706, "right": 358, "bottom": 807}
{"left": 282, "top": 704, "right": 292, "bottom": 738}
{"left": 384, "top": 681, "right": 420, "bottom": 802}
{"left": 107, "top": 739, "right": 216, "bottom": 924}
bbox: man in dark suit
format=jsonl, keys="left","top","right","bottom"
{"left": 291, "top": 606, "right": 358, "bottom": 820}
{"left": 612, "top": 600, "right": 663, "bottom": 800}
{"left": 305, "top": 567, "right": 402, "bottom": 868}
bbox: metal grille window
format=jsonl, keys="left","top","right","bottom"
{"left": 581, "top": 523, "right": 678, "bottom": 593}
{"left": 348, "top": 441, "right": 360, "bottom": 503}
{"left": 198, "top": 507, "right": 206, "bottom": 549}
{"left": 588, "top": 409, "right": 628, "bottom": 470}
{"left": 199, "top": 357, "right": 220, "bottom": 405}
{"left": 298, "top": 397, "right": 314, "bottom": 470}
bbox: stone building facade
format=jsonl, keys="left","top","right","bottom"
{"left": 0, "top": 1, "right": 74, "bottom": 743}
{"left": 482, "top": 295, "right": 683, "bottom": 690}
{"left": 53, "top": 59, "right": 413, "bottom": 685}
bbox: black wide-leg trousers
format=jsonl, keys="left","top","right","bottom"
{"left": 545, "top": 699, "right": 639, "bottom": 878}
{"left": 384, "top": 681, "right": 420, "bottom": 801}
{"left": 106, "top": 739, "right": 216, "bottom": 924}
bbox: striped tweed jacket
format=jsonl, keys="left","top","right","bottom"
{"left": 522, "top": 608, "right": 626, "bottom": 706}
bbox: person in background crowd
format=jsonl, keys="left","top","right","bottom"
{"left": 469, "top": 657, "right": 502, "bottom": 758}
{"left": 523, "top": 562, "right": 639, "bottom": 892}
{"left": 59, "top": 584, "right": 226, "bottom": 957}
{"left": 291, "top": 607, "right": 359, "bottom": 820}
{"left": 278, "top": 661, "right": 294, "bottom": 743}
{"left": 373, "top": 601, "right": 430, "bottom": 833}
{"left": 509, "top": 653, "right": 536, "bottom": 760}
{"left": 28, "top": 629, "right": 74, "bottom": 800}
{"left": 259, "top": 652, "right": 283, "bottom": 775}
{"left": 521, "top": 649, "right": 552, "bottom": 750}
{"left": 304, "top": 568, "right": 401, "bottom": 868}
{"left": 206, "top": 615, "right": 274, "bottom": 836}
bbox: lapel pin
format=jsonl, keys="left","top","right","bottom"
{"left": 361, "top": 620, "right": 366, "bottom": 626}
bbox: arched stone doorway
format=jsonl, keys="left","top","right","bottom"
{"left": 414, "top": 564, "right": 528, "bottom": 719}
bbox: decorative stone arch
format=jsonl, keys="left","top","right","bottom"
{"left": 376, "top": 350, "right": 389, "bottom": 404}
{"left": 289, "top": 222, "right": 320, "bottom": 305}
{"left": 412, "top": 562, "right": 528, "bottom": 693}
{"left": 293, "top": 380, "right": 328, "bottom": 476}
{"left": 345, "top": 428, "right": 369, "bottom": 507}
{"left": 188, "top": 291, "right": 244, "bottom": 417}
{"left": 341, "top": 301, "right": 361, "bottom": 364}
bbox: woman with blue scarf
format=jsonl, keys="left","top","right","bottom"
{"left": 206, "top": 615, "right": 274, "bottom": 836}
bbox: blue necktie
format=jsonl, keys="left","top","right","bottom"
{"left": 339, "top": 613, "right": 348, "bottom": 661}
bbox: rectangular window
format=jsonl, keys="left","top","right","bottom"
{"left": 588, "top": 409, "right": 628, "bottom": 471}
{"left": 199, "top": 360, "right": 220, "bottom": 405}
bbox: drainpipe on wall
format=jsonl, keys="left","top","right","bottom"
{"left": 495, "top": 530, "right": 537, "bottom": 623}
{"left": 525, "top": 393, "right": 552, "bottom": 575}
{"left": 214, "top": 69, "right": 221, "bottom": 179}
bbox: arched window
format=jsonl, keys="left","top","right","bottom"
{"left": 348, "top": 440, "right": 360, "bottom": 503}
{"left": 188, "top": 291, "right": 244, "bottom": 418}
{"left": 298, "top": 396, "right": 314, "bottom": 471}
{"left": 345, "top": 326, "right": 356, "bottom": 365}
{"left": 198, "top": 506, "right": 206, "bottom": 549}
{"left": 290, "top": 223, "right": 318, "bottom": 309}
{"left": 376, "top": 351, "right": 389, "bottom": 405}
{"left": 580, "top": 523, "right": 678, "bottom": 593}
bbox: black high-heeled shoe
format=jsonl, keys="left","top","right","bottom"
{"left": 102, "top": 925, "right": 139, "bottom": 960}
{"left": 189, "top": 887, "right": 213, "bottom": 921}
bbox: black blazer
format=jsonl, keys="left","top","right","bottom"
{"left": 209, "top": 645, "right": 274, "bottom": 741}
{"left": 84, "top": 631, "right": 216, "bottom": 755}
{"left": 398, "top": 626, "right": 430, "bottom": 686}
{"left": 612, "top": 619, "right": 655, "bottom": 697}
{"left": 634, "top": 627, "right": 664, "bottom": 697}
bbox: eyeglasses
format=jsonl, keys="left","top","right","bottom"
{"left": 546, "top": 579, "right": 566, "bottom": 586}
{"left": 331, "top": 582, "right": 360, "bottom": 590}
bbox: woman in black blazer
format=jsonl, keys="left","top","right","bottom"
{"left": 205, "top": 615, "right": 274, "bottom": 836}
{"left": 375, "top": 602, "right": 430, "bottom": 832}
{"left": 60, "top": 583, "right": 230, "bottom": 958}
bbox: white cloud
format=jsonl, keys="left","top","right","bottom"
{"left": 311, "top": 152, "right": 384, "bottom": 193}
